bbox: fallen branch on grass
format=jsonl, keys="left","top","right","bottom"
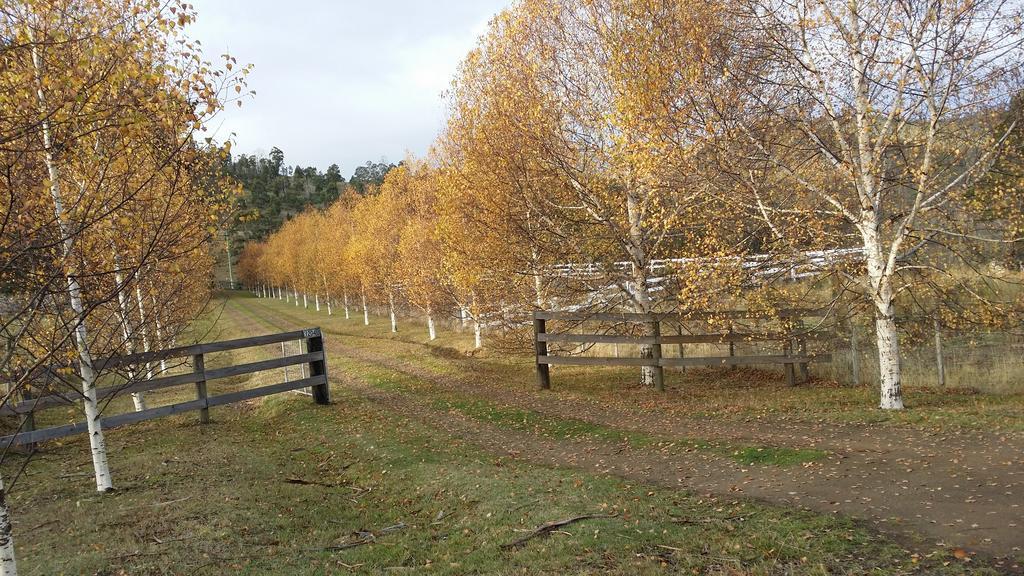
{"left": 323, "top": 522, "right": 409, "bottom": 551}
{"left": 500, "top": 513, "right": 618, "bottom": 550}
{"left": 670, "top": 515, "right": 743, "bottom": 525}
{"left": 284, "top": 477, "right": 336, "bottom": 488}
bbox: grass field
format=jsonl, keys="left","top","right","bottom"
{"left": 2, "top": 293, "right": 1020, "bottom": 574}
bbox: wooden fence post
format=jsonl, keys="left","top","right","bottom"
{"left": 650, "top": 317, "right": 664, "bottom": 392}
{"left": 193, "top": 353, "right": 209, "bottom": 424}
{"left": 727, "top": 322, "right": 736, "bottom": 371}
{"left": 19, "top": 388, "right": 36, "bottom": 453}
{"left": 783, "top": 340, "right": 796, "bottom": 386}
{"left": 534, "top": 314, "right": 551, "bottom": 390}
{"left": 306, "top": 330, "right": 330, "bottom": 404}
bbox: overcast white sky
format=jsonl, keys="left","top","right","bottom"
{"left": 188, "top": 0, "right": 509, "bottom": 177}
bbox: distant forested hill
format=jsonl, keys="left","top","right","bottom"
{"left": 224, "top": 147, "right": 396, "bottom": 242}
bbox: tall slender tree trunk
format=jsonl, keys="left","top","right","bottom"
{"left": 33, "top": 41, "right": 112, "bottom": 491}
{"left": 294, "top": 288, "right": 299, "bottom": 306}
{"left": 362, "top": 290, "right": 369, "bottom": 325}
{"left": 325, "top": 292, "right": 332, "bottom": 315}
{"left": 388, "top": 291, "right": 398, "bottom": 333}
{"left": 864, "top": 225, "right": 904, "bottom": 410}
{"left": 303, "top": 292, "right": 308, "bottom": 309}
{"left": 112, "top": 253, "right": 145, "bottom": 412}
{"left": 134, "top": 277, "right": 155, "bottom": 384}
{"left": 149, "top": 285, "right": 167, "bottom": 374}
{"left": 624, "top": 190, "right": 659, "bottom": 388}
{"left": 426, "top": 304, "right": 436, "bottom": 341}
{"left": 0, "top": 476, "right": 16, "bottom": 576}
{"left": 459, "top": 305, "right": 468, "bottom": 328}
{"left": 531, "top": 246, "right": 545, "bottom": 309}
{"left": 225, "top": 234, "right": 234, "bottom": 287}
{"left": 471, "top": 293, "right": 482, "bottom": 349}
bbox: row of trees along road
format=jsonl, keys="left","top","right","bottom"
{"left": 242, "top": 0, "right": 1024, "bottom": 415}
{"left": 0, "top": 2, "right": 250, "bottom": 573}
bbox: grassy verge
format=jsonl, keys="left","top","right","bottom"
{"left": 3, "top": 389, "right": 994, "bottom": 575}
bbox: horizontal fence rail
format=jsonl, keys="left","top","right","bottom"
{"left": 534, "top": 311, "right": 831, "bottom": 391}
{"left": 2, "top": 328, "right": 330, "bottom": 447}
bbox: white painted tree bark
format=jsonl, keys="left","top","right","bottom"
{"left": 426, "top": 304, "right": 436, "bottom": 341}
{"left": 0, "top": 475, "right": 16, "bottom": 576}
{"left": 134, "top": 277, "right": 156, "bottom": 384}
{"left": 362, "top": 290, "right": 370, "bottom": 325}
{"left": 388, "top": 291, "right": 398, "bottom": 333}
{"left": 33, "top": 41, "right": 113, "bottom": 492}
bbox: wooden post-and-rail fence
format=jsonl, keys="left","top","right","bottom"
{"left": 1, "top": 328, "right": 330, "bottom": 447}
{"left": 533, "top": 310, "right": 832, "bottom": 391}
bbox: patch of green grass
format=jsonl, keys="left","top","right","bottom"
{"left": 434, "top": 397, "right": 827, "bottom": 466}
{"left": 432, "top": 397, "right": 655, "bottom": 447}
{"left": 720, "top": 445, "right": 827, "bottom": 466}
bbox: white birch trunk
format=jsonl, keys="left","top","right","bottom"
{"left": 33, "top": 42, "right": 112, "bottom": 492}
{"left": 149, "top": 288, "right": 167, "bottom": 374}
{"left": 326, "top": 292, "right": 332, "bottom": 315}
{"left": 473, "top": 317, "right": 482, "bottom": 349}
{"left": 459, "top": 306, "right": 468, "bottom": 328}
{"left": 625, "top": 191, "right": 657, "bottom": 387}
{"left": 362, "top": 290, "right": 370, "bottom": 325}
{"left": 294, "top": 288, "right": 299, "bottom": 306}
{"left": 0, "top": 476, "right": 17, "bottom": 576}
{"left": 388, "top": 292, "right": 397, "bottom": 333}
{"left": 303, "top": 292, "right": 308, "bottom": 309}
{"left": 427, "top": 305, "right": 436, "bottom": 341}
{"left": 134, "top": 279, "right": 155, "bottom": 384}
{"left": 864, "top": 226, "right": 904, "bottom": 410}
{"left": 112, "top": 259, "right": 145, "bottom": 412}
{"left": 225, "top": 235, "right": 234, "bottom": 286}
{"left": 278, "top": 286, "right": 283, "bottom": 300}
{"left": 343, "top": 291, "right": 350, "bottom": 319}
{"left": 315, "top": 293, "right": 320, "bottom": 312}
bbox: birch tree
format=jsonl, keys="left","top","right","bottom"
{"left": 442, "top": 0, "right": 738, "bottom": 384}
{"left": 717, "top": 0, "right": 1024, "bottom": 409}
